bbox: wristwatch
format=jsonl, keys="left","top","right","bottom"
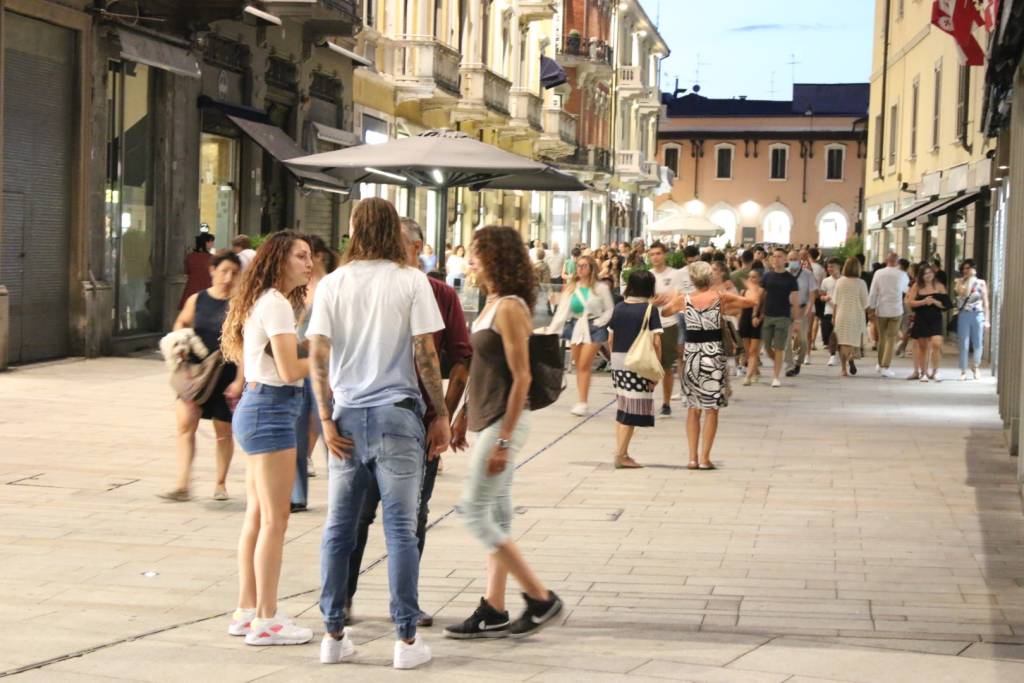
{"left": 495, "top": 437, "right": 511, "bottom": 450}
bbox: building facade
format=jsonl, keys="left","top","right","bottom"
{"left": 982, "top": 0, "right": 1024, "bottom": 476}
{"left": 0, "top": 0, "right": 365, "bottom": 365}
{"left": 656, "top": 84, "right": 869, "bottom": 248}
{"left": 864, "top": 0, "right": 994, "bottom": 271}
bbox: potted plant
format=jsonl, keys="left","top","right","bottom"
{"left": 566, "top": 30, "right": 581, "bottom": 55}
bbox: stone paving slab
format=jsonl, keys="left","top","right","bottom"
{"left": 2, "top": 355, "right": 1024, "bottom": 681}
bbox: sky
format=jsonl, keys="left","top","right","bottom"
{"left": 638, "top": 0, "right": 875, "bottom": 101}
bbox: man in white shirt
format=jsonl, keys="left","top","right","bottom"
{"left": 784, "top": 250, "right": 819, "bottom": 377}
{"left": 232, "top": 234, "right": 257, "bottom": 270}
{"left": 649, "top": 242, "right": 685, "bottom": 415}
{"left": 867, "top": 252, "right": 910, "bottom": 377}
{"left": 544, "top": 243, "right": 566, "bottom": 285}
{"left": 307, "top": 198, "right": 450, "bottom": 670}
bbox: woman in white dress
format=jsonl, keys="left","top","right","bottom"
{"left": 832, "top": 257, "right": 870, "bottom": 378}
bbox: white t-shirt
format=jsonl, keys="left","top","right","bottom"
{"left": 237, "top": 248, "right": 257, "bottom": 271}
{"left": 447, "top": 254, "right": 468, "bottom": 276}
{"left": 811, "top": 261, "right": 826, "bottom": 287}
{"left": 306, "top": 260, "right": 444, "bottom": 412}
{"left": 243, "top": 289, "right": 301, "bottom": 387}
{"left": 821, "top": 275, "right": 838, "bottom": 316}
{"left": 545, "top": 250, "right": 566, "bottom": 278}
{"left": 677, "top": 264, "right": 695, "bottom": 295}
{"left": 651, "top": 266, "right": 682, "bottom": 328}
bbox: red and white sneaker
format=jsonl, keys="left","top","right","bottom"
{"left": 227, "top": 608, "right": 256, "bottom": 636}
{"left": 244, "top": 614, "right": 314, "bottom": 646}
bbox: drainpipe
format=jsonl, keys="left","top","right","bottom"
{"left": 876, "top": 0, "right": 891, "bottom": 180}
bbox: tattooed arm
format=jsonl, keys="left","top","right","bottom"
{"left": 308, "top": 334, "right": 353, "bottom": 458}
{"left": 413, "top": 333, "right": 452, "bottom": 459}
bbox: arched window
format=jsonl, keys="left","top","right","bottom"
{"left": 817, "top": 209, "right": 849, "bottom": 248}
{"left": 762, "top": 209, "right": 792, "bottom": 244}
{"left": 707, "top": 203, "right": 738, "bottom": 248}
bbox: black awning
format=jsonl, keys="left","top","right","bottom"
{"left": 198, "top": 95, "right": 270, "bottom": 123}
{"left": 116, "top": 28, "right": 201, "bottom": 79}
{"left": 882, "top": 198, "right": 936, "bottom": 227}
{"left": 884, "top": 195, "right": 947, "bottom": 227}
{"left": 226, "top": 115, "right": 349, "bottom": 195}
{"left": 540, "top": 56, "right": 567, "bottom": 90}
{"left": 924, "top": 190, "right": 984, "bottom": 219}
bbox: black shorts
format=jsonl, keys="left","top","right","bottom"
{"left": 814, "top": 298, "right": 826, "bottom": 318}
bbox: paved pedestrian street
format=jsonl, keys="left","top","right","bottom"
{"left": 3, "top": 355, "right": 1024, "bottom": 682}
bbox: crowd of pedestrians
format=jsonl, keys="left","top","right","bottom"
{"left": 159, "top": 203, "right": 991, "bottom": 669}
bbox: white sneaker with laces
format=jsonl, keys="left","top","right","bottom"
{"left": 393, "top": 636, "right": 432, "bottom": 669}
{"left": 804, "top": 357, "right": 812, "bottom": 365}
{"left": 827, "top": 355, "right": 837, "bottom": 367}
{"left": 771, "top": 378, "right": 782, "bottom": 388}
{"left": 882, "top": 368, "right": 896, "bottom": 378}
{"left": 570, "top": 402, "right": 588, "bottom": 417}
{"left": 228, "top": 608, "right": 256, "bottom": 636}
{"left": 875, "top": 364, "right": 882, "bottom": 375}
{"left": 320, "top": 629, "right": 355, "bottom": 664}
{"left": 244, "top": 614, "right": 313, "bottom": 646}
{"left": 919, "top": 374, "right": 929, "bottom": 383}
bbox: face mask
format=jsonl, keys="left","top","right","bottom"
{"left": 788, "top": 261, "right": 800, "bottom": 271}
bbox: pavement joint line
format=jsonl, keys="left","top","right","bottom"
{"left": 0, "top": 397, "right": 613, "bottom": 678}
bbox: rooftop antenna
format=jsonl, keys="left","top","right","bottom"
{"left": 694, "top": 53, "right": 711, "bottom": 87}
{"left": 787, "top": 53, "right": 801, "bottom": 90}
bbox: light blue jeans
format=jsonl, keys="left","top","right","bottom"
{"left": 458, "top": 414, "right": 530, "bottom": 552}
{"left": 957, "top": 309, "right": 985, "bottom": 371}
{"left": 319, "top": 403, "right": 425, "bottom": 639}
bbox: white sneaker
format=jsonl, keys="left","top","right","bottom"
{"left": 393, "top": 636, "right": 432, "bottom": 670}
{"left": 771, "top": 378, "right": 781, "bottom": 388}
{"left": 804, "top": 357, "right": 812, "bottom": 365}
{"left": 227, "top": 608, "right": 256, "bottom": 636}
{"left": 320, "top": 629, "right": 355, "bottom": 664}
{"left": 244, "top": 614, "right": 314, "bottom": 646}
{"left": 827, "top": 355, "right": 837, "bottom": 367}
{"left": 882, "top": 368, "right": 896, "bottom": 378}
{"left": 919, "top": 374, "right": 929, "bottom": 383}
{"left": 307, "top": 456, "right": 317, "bottom": 478}
{"left": 671, "top": 392, "right": 681, "bottom": 400}
{"left": 875, "top": 364, "right": 882, "bottom": 375}
{"left": 570, "top": 402, "right": 588, "bottom": 417}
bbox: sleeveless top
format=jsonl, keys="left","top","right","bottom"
{"left": 682, "top": 293, "right": 724, "bottom": 344}
{"left": 193, "top": 289, "right": 229, "bottom": 354}
{"left": 467, "top": 296, "right": 529, "bottom": 432}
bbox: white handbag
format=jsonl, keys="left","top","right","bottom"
{"left": 624, "top": 304, "right": 664, "bottom": 382}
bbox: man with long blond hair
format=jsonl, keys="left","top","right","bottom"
{"left": 307, "top": 198, "right": 449, "bottom": 670}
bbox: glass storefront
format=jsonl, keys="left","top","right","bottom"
{"left": 105, "top": 61, "right": 157, "bottom": 334}
{"left": 199, "top": 132, "right": 239, "bottom": 250}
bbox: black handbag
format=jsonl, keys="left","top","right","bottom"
{"left": 527, "top": 333, "right": 565, "bottom": 411}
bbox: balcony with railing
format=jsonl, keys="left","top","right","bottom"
{"left": 617, "top": 66, "right": 644, "bottom": 97}
{"left": 557, "top": 35, "right": 613, "bottom": 69}
{"left": 616, "top": 149, "right": 642, "bottom": 175}
{"left": 538, "top": 108, "right": 577, "bottom": 157}
{"left": 638, "top": 86, "right": 662, "bottom": 112}
{"left": 393, "top": 40, "right": 462, "bottom": 101}
{"left": 505, "top": 90, "right": 544, "bottom": 137}
{"left": 459, "top": 66, "right": 512, "bottom": 119}
{"left": 517, "top": 0, "right": 557, "bottom": 21}
{"left": 557, "top": 146, "right": 612, "bottom": 175}
{"left": 261, "top": 0, "right": 360, "bottom": 29}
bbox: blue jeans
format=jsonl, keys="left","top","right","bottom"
{"left": 291, "top": 379, "right": 321, "bottom": 507}
{"left": 957, "top": 309, "right": 985, "bottom": 370}
{"left": 319, "top": 403, "right": 426, "bottom": 639}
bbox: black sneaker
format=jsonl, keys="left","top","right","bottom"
{"left": 508, "top": 591, "right": 563, "bottom": 638}
{"left": 849, "top": 359, "right": 858, "bottom": 376}
{"left": 660, "top": 404, "right": 671, "bottom": 416}
{"left": 785, "top": 365, "right": 801, "bottom": 377}
{"left": 443, "top": 598, "right": 510, "bottom": 639}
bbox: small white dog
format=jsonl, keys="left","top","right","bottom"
{"left": 159, "top": 328, "right": 210, "bottom": 371}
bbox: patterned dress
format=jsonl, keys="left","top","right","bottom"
{"left": 681, "top": 295, "right": 728, "bottom": 410}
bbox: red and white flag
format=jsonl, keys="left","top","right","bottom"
{"left": 931, "top": 0, "right": 986, "bottom": 66}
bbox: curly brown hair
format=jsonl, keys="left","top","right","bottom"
{"left": 472, "top": 225, "right": 537, "bottom": 310}
{"left": 343, "top": 197, "right": 406, "bottom": 265}
{"left": 220, "top": 230, "right": 310, "bottom": 363}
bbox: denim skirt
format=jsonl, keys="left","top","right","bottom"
{"left": 233, "top": 383, "right": 304, "bottom": 455}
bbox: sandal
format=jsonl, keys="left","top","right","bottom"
{"left": 687, "top": 460, "right": 699, "bottom": 470}
{"left": 615, "top": 455, "right": 643, "bottom": 469}
{"left": 698, "top": 462, "right": 717, "bottom": 470}
{"left": 158, "top": 488, "right": 191, "bottom": 502}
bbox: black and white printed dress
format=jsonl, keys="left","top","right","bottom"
{"left": 681, "top": 294, "right": 728, "bottom": 410}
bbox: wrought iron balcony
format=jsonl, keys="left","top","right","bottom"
{"left": 557, "top": 146, "right": 611, "bottom": 175}
{"left": 557, "top": 36, "right": 613, "bottom": 67}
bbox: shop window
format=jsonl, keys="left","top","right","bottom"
{"left": 199, "top": 133, "right": 240, "bottom": 250}
{"left": 105, "top": 60, "right": 157, "bottom": 334}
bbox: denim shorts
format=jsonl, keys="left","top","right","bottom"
{"left": 562, "top": 320, "right": 610, "bottom": 344}
{"left": 233, "top": 383, "right": 304, "bottom": 455}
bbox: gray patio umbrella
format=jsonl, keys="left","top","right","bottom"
{"left": 286, "top": 129, "right": 587, "bottom": 271}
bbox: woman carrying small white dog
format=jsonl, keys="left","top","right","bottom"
{"left": 161, "top": 250, "right": 244, "bottom": 502}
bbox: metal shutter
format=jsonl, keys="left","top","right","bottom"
{"left": 304, "top": 193, "right": 334, "bottom": 243}
{"left": 1, "top": 14, "right": 75, "bottom": 363}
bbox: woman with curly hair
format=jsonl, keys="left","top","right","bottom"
{"left": 220, "top": 230, "right": 314, "bottom": 646}
{"left": 545, "top": 253, "right": 615, "bottom": 416}
{"left": 444, "top": 225, "right": 563, "bottom": 641}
